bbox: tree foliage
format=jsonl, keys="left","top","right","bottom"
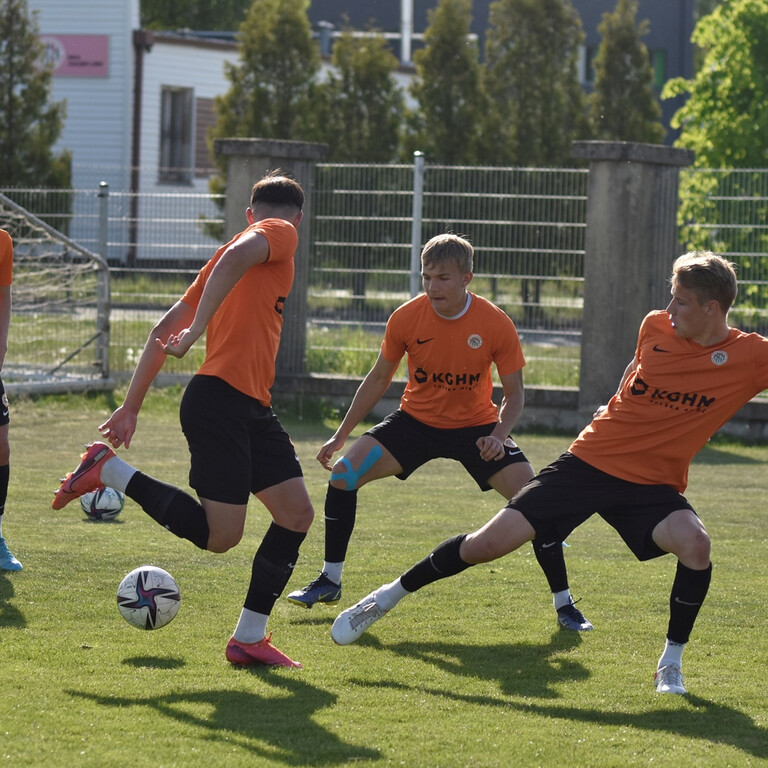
{"left": 141, "top": 0, "right": 251, "bottom": 31}
{"left": 589, "top": 0, "right": 665, "bottom": 143}
{"left": 0, "top": 0, "right": 70, "bottom": 189}
{"left": 403, "top": 0, "right": 488, "bottom": 164}
{"left": 316, "top": 28, "right": 403, "bottom": 162}
{"left": 664, "top": 0, "right": 768, "bottom": 168}
{"left": 484, "top": 0, "right": 589, "bottom": 166}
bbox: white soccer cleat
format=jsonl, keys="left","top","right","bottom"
{"left": 654, "top": 664, "right": 686, "bottom": 694}
{"left": 331, "top": 590, "right": 388, "bottom": 645}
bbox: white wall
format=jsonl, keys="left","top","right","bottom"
{"left": 28, "top": 0, "right": 139, "bottom": 192}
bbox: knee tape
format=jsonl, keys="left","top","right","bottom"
{"left": 330, "top": 445, "right": 383, "bottom": 491}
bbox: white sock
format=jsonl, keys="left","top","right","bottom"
{"left": 323, "top": 561, "right": 343, "bottom": 584}
{"left": 374, "top": 578, "right": 410, "bottom": 611}
{"left": 553, "top": 589, "right": 573, "bottom": 610}
{"left": 658, "top": 639, "right": 685, "bottom": 670}
{"left": 232, "top": 608, "right": 268, "bottom": 644}
{"left": 100, "top": 455, "right": 137, "bottom": 493}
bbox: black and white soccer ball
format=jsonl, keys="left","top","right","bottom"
{"left": 116, "top": 565, "right": 181, "bottom": 630}
{"left": 80, "top": 486, "right": 125, "bottom": 520}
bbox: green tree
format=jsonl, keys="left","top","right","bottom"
{"left": 403, "top": 0, "right": 488, "bottom": 164}
{"left": 664, "top": 0, "right": 768, "bottom": 168}
{"left": 484, "top": 0, "right": 588, "bottom": 166}
{"left": 317, "top": 28, "right": 403, "bottom": 162}
{"left": 205, "top": 0, "right": 322, "bottom": 235}
{"left": 665, "top": 0, "right": 768, "bottom": 317}
{"left": 0, "top": 0, "right": 70, "bottom": 189}
{"left": 589, "top": 0, "right": 665, "bottom": 143}
{"left": 141, "top": 0, "right": 251, "bottom": 30}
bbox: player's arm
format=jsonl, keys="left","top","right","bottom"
{"left": 99, "top": 300, "right": 196, "bottom": 449}
{"left": 316, "top": 351, "right": 399, "bottom": 470}
{"left": 593, "top": 355, "right": 639, "bottom": 418}
{"left": 0, "top": 285, "right": 11, "bottom": 371}
{"left": 477, "top": 369, "right": 525, "bottom": 462}
{"left": 162, "top": 230, "right": 270, "bottom": 359}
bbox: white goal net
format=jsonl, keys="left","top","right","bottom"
{"left": 0, "top": 192, "right": 112, "bottom": 394}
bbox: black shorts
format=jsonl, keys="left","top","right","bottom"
{"left": 508, "top": 452, "right": 695, "bottom": 561}
{"left": 0, "top": 377, "right": 8, "bottom": 427}
{"left": 365, "top": 409, "right": 530, "bottom": 491}
{"left": 179, "top": 375, "right": 303, "bottom": 505}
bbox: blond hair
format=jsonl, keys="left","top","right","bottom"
{"left": 671, "top": 251, "right": 738, "bottom": 313}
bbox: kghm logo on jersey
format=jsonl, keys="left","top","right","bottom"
{"left": 467, "top": 334, "right": 483, "bottom": 349}
{"left": 630, "top": 376, "right": 715, "bottom": 412}
{"left": 711, "top": 350, "right": 728, "bottom": 366}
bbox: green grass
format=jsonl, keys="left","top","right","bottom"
{"left": 1, "top": 390, "right": 767, "bottom": 767}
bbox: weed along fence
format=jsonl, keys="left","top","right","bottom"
{"left": 3, "top": 140, "right": 768, "bottom": 436}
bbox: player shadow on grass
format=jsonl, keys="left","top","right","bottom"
{"left": 68, "top": 675, "right": 381, "bottom": 766}
{"left": 0, "top": 574, "right": 26, "bottom": 628}
{"left": 353, "top": 628, "right": 587, "bottom": 699}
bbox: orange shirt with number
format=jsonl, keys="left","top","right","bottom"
{"left": 181, "top": 218, "right": 298, "bottom": 406}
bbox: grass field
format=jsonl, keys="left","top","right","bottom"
{"left": 1, "top": 389, "right": 767, "bottom": 767}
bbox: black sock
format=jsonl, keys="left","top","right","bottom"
{"left": 126, "top": 471, "right": 210, "bottom": 550}
{"left": 244, "top": 523, "right": 307, "bottom": 614}
{"left": 0, "top": 463, "right": 8, "bottom": 514}
{"left": 400, "top": 534, "right": 472, "bottom": 593}
{"left": 324, "top": 484, "right": 357, "bottom": 563}
{"left": 667, "top": 561, "right": 712, "bottom": 643}
{"left": 532, "top": 537, "right": 569, "bottom": 593}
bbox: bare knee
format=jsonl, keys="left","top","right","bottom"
{"left": 205, "top": 529, "right": 243, "bottom": 553}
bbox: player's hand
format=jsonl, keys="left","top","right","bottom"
{"left": 316, "top": 435, "right": 346, "bottom": 471}
{"left": 158, "top": 328, "right": 197, "bottom": 359}
{"left": 476, "top": 435, "right": 506, "bottom": 462}
{"left": 99, "top": 405, "right": 138, "bottom": 449}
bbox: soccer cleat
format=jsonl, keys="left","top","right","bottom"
{"left": 286, "top": 572, "right": 342, "bottom": 608}
{"left": 654, "top": 664, "right": 686, "bottom": 694}
{"left": 0, "top": 537, "right": 22, "bottom": 571}
{"left": 331, "top": 590, "right": 388, "bottom": 645}
{"left": 225, "top": 633, "right": 302, "bottom": 668}
{"left": 51, "top": 442, "right": 114, "bottom": 510}
{"left": 556, "top": 600, "right": 594, "bottom": 631}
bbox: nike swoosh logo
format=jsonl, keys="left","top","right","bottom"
{"left": 1, "top": 410, "right": 7, "bottom": 417}
{"left": 653, "top": 345, "right": 671, "bottom": 353}
{"left": 673, "top": 597, "right": 701, "bottom": 606}
{"left": 540, "top": 541, "right": 560, "bottom": 549}
{"left": 416, "top": 338, "right": 434, "bottom": 344}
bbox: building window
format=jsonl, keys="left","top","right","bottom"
{"left": 194, "top": 97, "right": 216, "bottom": 177}
{"left": 650, "top": 49, "right": 667, "bottom": 90}
{"left": 159, "top": 86, "right": 193, "bottom": 184}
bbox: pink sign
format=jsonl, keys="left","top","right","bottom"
{"left": 39, "top": 35, "right": 109, "bottom": 77}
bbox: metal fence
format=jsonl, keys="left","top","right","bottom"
{"left": 3, "top": 163, "right": 768, "bottom": 393}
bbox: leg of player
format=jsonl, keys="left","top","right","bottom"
{"left": 651, "top": 509, "right": 712, "bottom": 695}
{"left": 488, "top": 461, "right": 592, "bottom": 632}
{"left": 227, "top": 477, "right": 313, "bottom": 668}
{"left": 287, "top": 436, "right": 400, "bottom": 608}
{"left": 0, "top": 423, "right": 21, "bottom": 572}
{"left": 331, "top": 506, "right": 536, "bottom": 645}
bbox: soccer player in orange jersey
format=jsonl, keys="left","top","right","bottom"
{"left": 332, "top": 251, "right": 763, "bottom": 696}
{"left": 288, "top": 233, "right": 589, "bottom": 632}
{"left": 0, "top": 230, "right": 21, "bottom": 572}
{"left": 52, "top": 172, "right": 313, "bottom": 668}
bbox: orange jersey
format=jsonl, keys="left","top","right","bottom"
{"left": 570, "top": 310, "right": 768, "bottom": 491}
{"left": 0, "top": 230, "right": 13, "bottom": 286}
{"left": 181, "top": 218, "right": 298, "bottom": 405}
{"left": 381, "top": 292, "right": 525, "bottom": 429}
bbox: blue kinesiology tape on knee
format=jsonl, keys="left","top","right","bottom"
{"left": 330, "top": 445, "right": 383, "bottom": 491}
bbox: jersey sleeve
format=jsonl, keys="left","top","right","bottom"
{"left": 380, "top": 305, "right": 408, "bottom": 363}
{"left": 491, "top": 310, "right": 525, "bottom": 376}
{"left": 0, "top": 230, "right": 13, "bottom": 286}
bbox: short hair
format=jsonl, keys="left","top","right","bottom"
{"left": 421, "top": 233, "right": 473, "bottom": 273}
{"left": 250, "top": 169, "right": 304, "bottom": 212}
{"left": 671, "top": 251, "right": 738, "bottom": 313}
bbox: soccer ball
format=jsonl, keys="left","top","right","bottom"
{"left": 116, "top": 565, "right": 181, "bottom": 630}
{"left": 81, "top": 486, "right": 125, "bottom": 520}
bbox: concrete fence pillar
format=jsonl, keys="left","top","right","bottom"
{"left": 572, "top": 141, "right": 694, "bottom": 414}
{"left": 214, "top": 137, "right": 329, "bottom": 376}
